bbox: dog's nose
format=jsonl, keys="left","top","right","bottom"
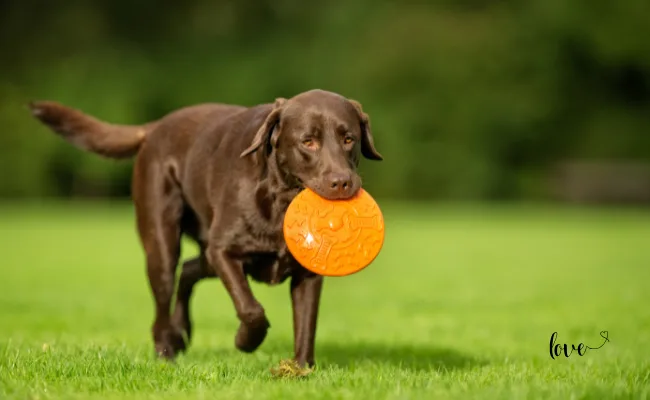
{"left": 326, "top": 172, "right": 353, "bottom": 196}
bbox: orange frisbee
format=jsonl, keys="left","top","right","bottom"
{"left": 283, "top": 188, "right": 385, "bottom": 277}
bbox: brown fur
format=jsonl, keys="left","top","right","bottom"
{"left": 29, "top": 89, "right": 382, "bottom": 367}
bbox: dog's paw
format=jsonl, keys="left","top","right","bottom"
{"left": 153, "top": 326, "right": 188, "bottom": 360}
{"left": 235, "top": 316, "right": 270, "bottom": 353}
{"left": 168, "top": 326, "right": 188, "bottom": 354}
{"left": 170, "top": 308, "right": 193, "bottom": 346}
{"left": 154, "top": 342, "right": 177, "bottom": 360}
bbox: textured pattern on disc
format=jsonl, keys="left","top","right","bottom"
{"left": 283, "top": 188, "right": 385, "bottom": 277}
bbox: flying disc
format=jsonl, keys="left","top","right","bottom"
{"left": 283, "top": 188, "right": 385, "bottom": 277}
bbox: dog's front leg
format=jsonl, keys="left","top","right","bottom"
{"left": 290, "top": 272, "right": 324, "bottom": 367}
{"left": 207, "top": 247, "right": 270, "bottom": 352}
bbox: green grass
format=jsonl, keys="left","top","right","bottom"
{"left": 1, "top": 201, "right": 649, "bottom": 399}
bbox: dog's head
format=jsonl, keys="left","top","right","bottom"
{"left": 240, "top": 89, "right": 382, "bottom": 200}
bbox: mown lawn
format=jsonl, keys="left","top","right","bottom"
{"left": 1, "top": 201, "right": 649, "bottom": 399}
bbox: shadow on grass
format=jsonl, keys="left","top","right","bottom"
{"left": 317, "top": 342, "right": 487, "bottom": 373}
{"left": 181, "top": 341, "right": 486, "bottom": 374}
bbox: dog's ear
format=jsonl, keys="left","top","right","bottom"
{"left": 240, "top": 98, "right": 287, "bottom": 158}
{"left": 348, "top": 99, "right": 383, "bottom": 161}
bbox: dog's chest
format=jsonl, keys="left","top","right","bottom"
{"left": 243, "top": 245, "right": 297, "bottom": 285}
{"left": 232, "top": 210, "right": 293, "bottom": 285}
{"left": 236, "top": 185, "right": 302, "bottom": 285}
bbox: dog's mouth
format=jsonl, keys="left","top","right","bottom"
{"left": 307, "top": 181, "right": 362, "bottom": 201}
{"left": 291, "top": 174, "right": 361, "bottom": 200}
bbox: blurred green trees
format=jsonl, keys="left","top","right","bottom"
{"left": 1, "top": 0, "right": 649, "bottom": 200}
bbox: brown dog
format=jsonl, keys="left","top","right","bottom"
{"left": 28, "top": 89, "right": 382, "bottom": 367}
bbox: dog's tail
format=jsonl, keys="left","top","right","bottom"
{"left": 28, "top": 101, "right": 158, "bottom": 159}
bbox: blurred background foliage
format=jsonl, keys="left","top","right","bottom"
{"left": 1, "top": 0, "right": 649, "bottom": 202}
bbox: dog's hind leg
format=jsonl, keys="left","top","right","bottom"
{"left": 171, "top": 252, "right": 217, "bottom": 349}
{"left": 133, "top": 153, "right": 186, "bottom": 360}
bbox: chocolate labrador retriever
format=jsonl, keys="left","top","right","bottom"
{"left": 28, "top": 89, "right": 382, "bottom": 367}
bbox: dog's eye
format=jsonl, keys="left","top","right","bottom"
{"left": 343, "top": 137, "right": 354, "bottom": 145}
{"left": 302, "top": 138, "right": 318, "bottom": 149}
